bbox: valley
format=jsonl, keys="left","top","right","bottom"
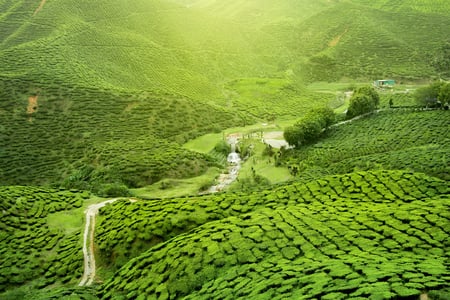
{"left": 0, "top": 0, "right": 449, "bottom": 299}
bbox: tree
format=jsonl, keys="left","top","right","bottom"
{"left": 284, "top": 125, "right": 304, "bottom": 148}
{"left": 414, "top": 81, "right": 445, "bottom": 107}
{"left": 346, "top": 86, "right": 379, "bottom": 119}
{"left": 438, "top": 82, "right": 450, "bottom": 105}
{"left": 346, "top": 94, "right": 375, "bottom": 119}
{"left": 310, "top": 106, "right": 336, "bottom": 128}
{"left": 356, "top": 86, "right": 380, "bottom": 107}
{"left": 284, "top": 106, "right": 336, "bottom": 148}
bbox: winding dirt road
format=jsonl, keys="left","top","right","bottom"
{"left": 79, "top": 199, "right": 120, "bottom": 286}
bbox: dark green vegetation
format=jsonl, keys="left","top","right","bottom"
{"left": 1, "top": 0, "right": 449, "bottom": 299}
{"left": 346, "top": 86, "right": 380, "bottom": 119}
{"left": 96, "top": 170, "right": 449, "bottom": 299}
{"left": 414, "top": 81, "right": 450, "bottom": 107}
{"left": 0, "top": 187, "right": 89, "bottom": 293}
{"left": 282, "top": 110, "right": 449, "bottom": 182}
{"left": 1, "top": 0, "right": 449, "bottom": 190}
{"left": 0, "top": 79, "right": 243, "bottom": 193}
{"left": 284, "top": 107, "right": 335, "bottom": 147}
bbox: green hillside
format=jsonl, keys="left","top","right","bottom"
{"left": 1, "top": 0, "right": 448, "bottom": 97}
{"left": 0, "top": 0, "right": 449, "bottom": 299}
{"left": 96, "top": 170, "right": 449, "bottom": 299}
{"left": 1, "top": 0, "right": 448, "bottom": 189}
{"left": 0, "top": 187, "right": 90, "bottom": 292}
{"left": 281, "top": 110, "right": 450, "bottom": 181}
{"left": 0, "top": 79, "right": 248, "bottom": 192}
{"left": 2, "top": 170, "right": 448, "bottom": 299}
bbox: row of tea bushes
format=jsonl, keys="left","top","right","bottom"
{"left": 98, "top": 170, "right": 449, "bottom": 299}
{"left": 283, "top": 110, "right": 450, "bottom": 181}
{"left": 95, "top": 170, "right": 449, "bottom": 298}
{"left": 0, "top": 77, "right": 244, "bottom": 190}
{"left": 0, "top": 186, "right": 89, "bottom": 292}
{"left": 327, "top": 145, "right": 449, "bottom": 180}
{"left": 95, "top": 170, "right": 448, "bottom": 270}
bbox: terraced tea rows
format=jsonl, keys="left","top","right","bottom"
{"left": 283, "top": 110, "right": 450, "bottom": 181}
{"left": 97, "top": 170, "right": 449, "bottom": 299}
{"left": 0, "top": 187, "right": 89, "bottom": 292}
{"left": 0, "top": 78, "right": 243, "bottom": 190}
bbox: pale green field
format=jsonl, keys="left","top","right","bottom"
{"left": 130, "top": 167, "right": 222, "bottom": 198}
{"left": 183, "top": 133, "right": 223, "bottom": 153}
{"left": 46, "top": 196, "right": 111, "bottom": 234}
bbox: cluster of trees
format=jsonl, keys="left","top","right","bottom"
{"left": 284, "top": 107, "right": 335, "bottom": 148}
{"left": 346, "top": 86, "right": 380, "bottom": 119}
{"left": 431, "top": 41, "right": 450, "bottom": 79}
{"left": 414, "top": 81, "right": 450, "bottom": 108}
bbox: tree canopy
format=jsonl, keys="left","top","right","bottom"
{"left": 346, "top": 86, "right": 380, "bottom": 119}
{"left": 414, "top": 81, "right": 450, "bottom": 107}
{"left": 284, "top": 107, "right": 335, "bottom": 148}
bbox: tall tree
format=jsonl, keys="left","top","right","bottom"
{"left": 346, "top": 86, "right": 379, "bottom": 119}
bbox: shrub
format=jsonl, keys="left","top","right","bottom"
{"left": 214, "top": 140, "right": 231, "bottom": 156}
{"left": 414, "top": 81, "right": 446, "bottom": 107}
{"left": 96, "top": 183, "right": 131, "bottom": 197}
{"left": 284, "top": 106, "right": 336, "bottom": 147}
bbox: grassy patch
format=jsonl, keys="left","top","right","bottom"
{"left": 183, "top": 133, "right": 224, "bottom": 154}
{"left": 130, "top": 167, "right": 222, "bottom": 199}
{"left": 231, "top": 140, "right": 292, "bottom": 189}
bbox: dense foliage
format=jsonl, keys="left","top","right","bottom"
{"left": 97, "top": 170, "right": 449, "bottom": 299}
{"left": 283, "top": 110, "right": 449, "bottom": 181}
{"left": 414, "top": 81, "right": 450, "bottom": 107}
{"left": 346, "top": 86, "right": 380, "bottom": 119}
{"left": 0, "top": 187, "right": 89, "bottom": 293}
{"left": 283, "top": 107, "right": 335, "bottom": 147}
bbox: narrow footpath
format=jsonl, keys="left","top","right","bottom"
{"left": 79, "top": 199, "right": 120, "bottom": 286}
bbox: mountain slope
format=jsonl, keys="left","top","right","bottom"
{"left": 1, "top": 0, "right": 448, "bottom": 97}
{"left": 0, "top": 79, "right": 248, "bottom": 190}
{"left": 1, "top": 0, "right": 449, "bottom": 194}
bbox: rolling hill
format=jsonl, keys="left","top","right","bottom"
{"left": 1, "top": 0, "right": 449, "bottom": 190}
{"left": 0, "top": 0, "right": 449, "bottom": 299}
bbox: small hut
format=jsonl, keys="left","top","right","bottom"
{"left": 373, "top": 79, "right": 395, "bottom": 88}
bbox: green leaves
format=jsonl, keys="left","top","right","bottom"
{"left": 284, "top": 106, "right": 336, "bottom": 147}
{"left": 97, "top": 170, "right": 449, "bottom": 299}
{"left": 346, "top": 86, "right": 379, "bottom": 119}
{"left": 0, "top": 187, "right": 88, "bottom": 292}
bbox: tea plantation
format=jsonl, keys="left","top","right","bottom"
{"left": 96, "top": 170, "right": 449, "bottom": 299}
{"left": 1, "top": 0, "right": 449, "bottom": 299}
{"left": 282, "top": 110, "right": 450, "bottom": 181}
{"left": 0, "top": 187, "right": 89, "bottom": 292}
{"left": 0, "top": 78, "right": 248, "bottom": 191}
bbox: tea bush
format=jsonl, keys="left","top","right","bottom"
{"left": 97, "top": 170, "right": 449, "bottom": 299}
{"left": 0, "top": 186, "right": 89, "bottom": 292}
{"left": 283, "top": 110, "right": 450, "bottom": 181}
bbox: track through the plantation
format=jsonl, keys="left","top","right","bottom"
{"left": 79, "top": 199, "right": 122, "bottom": 286}
{"left": 33, "top": 0, "right": 47, "bottom": 16}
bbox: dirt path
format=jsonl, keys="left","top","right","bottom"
{"left": 33, "top": 0, "right": 47, "bottom": 16}
{"left": 79, "top": 199, "right": 121, "bottom": 286}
